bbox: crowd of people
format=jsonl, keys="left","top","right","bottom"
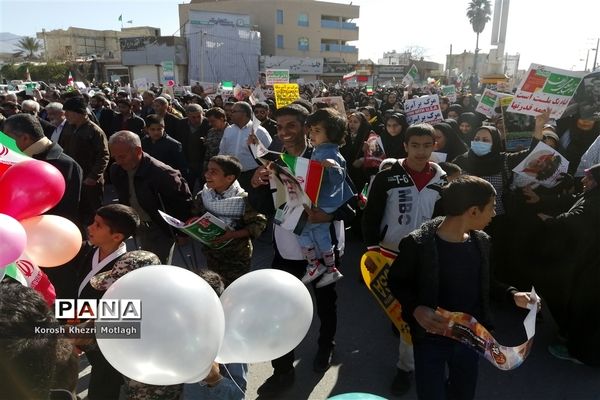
{"left": 1, "top": 78, "right": 599, "bottom": 400}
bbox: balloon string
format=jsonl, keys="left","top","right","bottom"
{"left": 221, "top": 363, "right": 246, "bottom": 396}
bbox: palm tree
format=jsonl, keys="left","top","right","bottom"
{"left": 466, "top": 0, "right": 492, "bottom": 86}
{"left": 13, "top": 36, "right": 41, "bottom": 60}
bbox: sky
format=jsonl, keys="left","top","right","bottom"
{"left": 0, "top": 0, "right": 599, "bottom": 71}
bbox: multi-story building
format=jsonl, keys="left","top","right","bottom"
{"left": 36, "top": 26, "right": 161, "bottom": 83}
{"left": 37, "top": 26, "right": 160, "bottom": 62}
{"left": 179, "top": 0, "right": 359, "bottom": 81}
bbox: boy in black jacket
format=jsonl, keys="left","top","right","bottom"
{"left": 389, "top": 175, "right": 536, "bottom": 400}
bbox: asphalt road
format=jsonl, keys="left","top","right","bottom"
{"left": 77, "top": 198, "right": 600, "bottom": 399}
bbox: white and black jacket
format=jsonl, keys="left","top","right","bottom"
{"left": 362, "top": 159, "right": 446, "bottom": 259}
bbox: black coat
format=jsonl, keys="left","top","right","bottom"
{"left": 177, "top": 118, "right": 211, "bottom": 175}
{"left": 389, "top": 217, "right": 517, "bottom": 342}
{"left": 141, "top": 134, "right": 188, "bottom": 176}
{"left": 109, "top": 113, "right": 145, "bottom": 138}
{"left": 110, "top": 153, "right": 193, "bottom": 237}
{"left": 32, "top": 143, "right": 82, "bottom": 224}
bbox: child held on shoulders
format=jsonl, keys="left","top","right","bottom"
{"left": 193, "top": 155, "right": 267, "bottom": 286}
{"left": 299, "top": 108, "right": 354, "bottom": 287}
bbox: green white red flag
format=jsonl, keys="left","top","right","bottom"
{"left": 0, "top": 132, "right": 29, "bottom": 177}
{"left": 280, "top": 153, "right": 324, "bottom": 205}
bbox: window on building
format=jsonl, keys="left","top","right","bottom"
{"left": 298, "top": 13, "right": 309, "bottom": 27}
{"left": 298, "top": 37, "right": 309, "bottom": 51}
{"left": 276, "top": 9, "right": 283, "bottom": 24}
{"left": 276, "top": 35, "right": 284, "bottom": 49}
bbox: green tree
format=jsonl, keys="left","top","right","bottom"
{"left": 13, "top": 36, "right": 42, "bottom": 60}
{"left": 466, "top": 0, "right": 492, "bottom": 83}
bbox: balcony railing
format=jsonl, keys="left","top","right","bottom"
{"left": 320, "top": 44, "right": 358, "bottom": 53}
{"left": 320, "top": 20, "right": 358, "bottom": 30}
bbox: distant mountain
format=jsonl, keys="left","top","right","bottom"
{"left": 0, "top": 32, "right": 26, "bottom": 54}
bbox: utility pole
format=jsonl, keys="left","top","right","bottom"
{"left": 593, "top": 38, "right": 599, "bottom": 71}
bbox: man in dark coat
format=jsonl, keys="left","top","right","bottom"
{"left": 177, "top": 103, "right": 211, "bottom": 190}
{"left": 3, "top": 113, "right": 83, "bottom": 299}
{"left": 109, "top": 130, "right": 193, "bottom": 263}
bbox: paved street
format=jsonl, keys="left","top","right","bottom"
{"left": 77, "top": 201, "right": 600, "bottom": 399}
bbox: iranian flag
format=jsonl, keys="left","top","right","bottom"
{"left": 15, "top": 255, "right": 56, "bottom": 306}
{"left": 67, "top": 71, "right": 74, "bottom": 86}
{"left": 280, "top": 154, "right": 324, "bottom": 205}
{"left": 0, "top": 132, "right": 29, "bottom": 177}
{"left": 357, "top": 182, "right": 369, "bottom": 210}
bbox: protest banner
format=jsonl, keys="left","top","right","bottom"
{"left": 274, "top": 83, "right": 300, "bottom": 108}
{"left": 267, "top": 162, "right": 311, "bottom": 235}
{"left": 311, "top": 96, "right": 346, "bottom": 115}
{"left": 158, "top": 210, "right": 231, "bottom": 249}
{"left": 508, "top": 64, "right": 585, "bottom": 119}
{"left": 442, "top": 85, "right": 457, "bottom": 102}
{"left": 500, "top": 94, "right": 536, "bottom": 151}
{"left": 161, "top": 61, "right": 175, "bottom": 85}
{"left": 437, "top": 287, "right": 539, "bottom": 370}
{"left": 570, "top": 71, "right": 600, "bottom": 120}
{"left": 404, "top": 94, "right": 444, "bottom": 125}
{"left": 512, "top": 142, "right": 569, "bottom": 188}
{"left": 430, "top": 152, "right": 447, "bottom": 164}
{"left": 266, "top": 69, "right": 290, "bottom": 85}
{"left": 476, "top": 88, "right": 500, "bottom": 118}
{"left": 361, "top": 251, "right": 412, "bottom": 345}
{"left": 402, "top": 64, "right": 419, "bottom": 86}
{"left": 132, "top": 78, "right": 149, "bottom": 93}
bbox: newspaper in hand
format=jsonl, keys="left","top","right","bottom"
{"left": 158, "top": 210, "right": 232, "bottom": 249}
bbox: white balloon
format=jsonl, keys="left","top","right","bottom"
{"left": 96, "top": 265, "right": 225, "bottom": 385}
{"left": 217, "top": 269, "right": 313, "bottom": 364}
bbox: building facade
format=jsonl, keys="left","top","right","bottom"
{"left": 179, "top": 0, "right": 359, "bottom": 81}
{"left": 120, "top": 36, "right": 188, "bottom": 86}
{"left": 185, "top": 10, "right": 261, "bottom": 85}
{"left": 36, "top": 26, "right": 161, "bottom": 83}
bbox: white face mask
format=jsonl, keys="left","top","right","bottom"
{"left": 471, "top": 141, "right": 492, "bottom": 156}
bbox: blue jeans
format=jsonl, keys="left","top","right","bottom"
{"left": 413, "top": 335, "right": 479, "bottom": 400}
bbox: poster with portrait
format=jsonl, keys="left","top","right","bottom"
{"left": 311, "top": 96, "right": 346, "bottom": 115}
{"left": 568, "top": 71, "right": 600, "bottom": 121}
{"left": 267, "top": 162, "right": 312, "bottom": 235}
{"left": 437, "top": 288, "right": 539, "bottom": 371}
{"left": 512, "top": 142, "right": 569, "bottom": 188}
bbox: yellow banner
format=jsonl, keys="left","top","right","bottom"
{"left": 274, "top": 83, "right": 300, "bottom": 109}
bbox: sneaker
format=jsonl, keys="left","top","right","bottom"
{"left": 256, "top": 369, "right": 295, "bottom": 396}
{"left": 315, "top": 268, "right": 343, "bottom": 288}
{"left": 313, "top": 346, "right": 334, "bottom": 373}
{"left": 390, "top": 368, "right": 411, "bottom": 396}
{"left": 301, "top": 264, "right": 327, "bottom": 284}
{"left": 548, "top": 344, "right": 583, "bottom": 364}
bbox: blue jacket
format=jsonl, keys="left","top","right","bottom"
{"left": 312, "top": 143, "right": 354, "bottom": 210}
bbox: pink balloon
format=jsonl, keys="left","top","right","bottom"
{"left": 0, "top": 213, "right": 27, "bottom": 266}
{"left": 20, "top": 215, "right": 82, "bottom": 267}
{"left": 0, "top": 159, "right": 66, "bottom": 220}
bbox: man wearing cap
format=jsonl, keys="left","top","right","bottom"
{"left": 60, "top": 96, "right": 110, "bottom": 226}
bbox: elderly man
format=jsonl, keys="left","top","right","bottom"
{"left": 141, "top": 90, "right": 156, "bottom": 118}
{"left": 4, "top": 113, "right": 83, "bottom": 298}
{"left": 59, "top": 97, "right": 110, "bottom": 226}
{"left": 45, "top": 102, "right": 67, "bottom": 142}
{"left": 21, "top": 99, "right": 55, "bottom": 138}
{"left": 177, "top": 103, "right": 211, "bottom": 191}
{"left": 109, "top": 130, "right": 193, "bottom": 263}
{"left": 219, "top": 101, "right": 271, "bottom": 190}
{"left": 152, "top": 96, "right": 182, "bottom": 142}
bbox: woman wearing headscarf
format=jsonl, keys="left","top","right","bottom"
{"left": 452, "top": 126, "right": 530, "bottom": 285}
{"left": 343, "top": 111, "right": 375, "bottom": 190}
{"left": 457, "top": 112, "right": 482, "bottom": 144}
{"left": 534, "top": 164, "right": 600, "bottom": 366}
{"left": 380, "top": 113, "right": 408, "bottom": 159}
{"left": 432, "top": 122, "right": 469, "bottom": 164}
{"left": 556, "top": 114, "right": 600, "bottom": 175}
